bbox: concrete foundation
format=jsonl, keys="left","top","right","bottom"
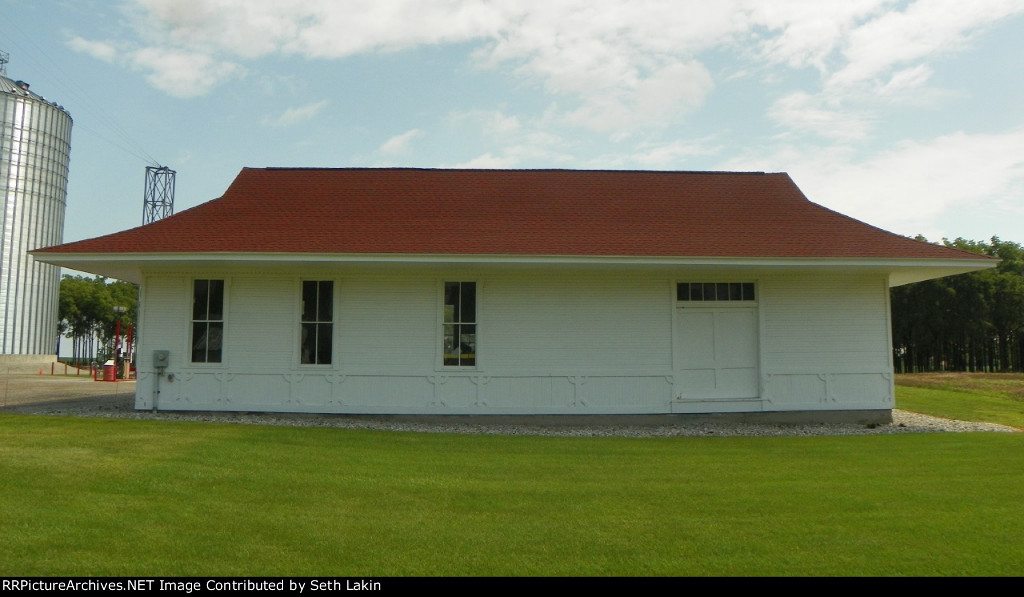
{"left": 0, "top": 354, "right": 59, "bottom": 374}
{"left": 212, "top": 409, "right": 895, "bottom": 427}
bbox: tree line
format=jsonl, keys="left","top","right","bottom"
{"left": 58, "top": 275, "right": 138, "bottom": 366}
{"left": 891, "top": 237, "right": 1024, "bottom": 373}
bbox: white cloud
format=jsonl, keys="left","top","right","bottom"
{"left": 263, "top": 101, "right": 329, "bottom": 127}
{"left": 584, "top": 137, "right": 720, "bottom": 170}
{"left": 126, "top": 1, "right": 729, "bottom": 131}
{"left": 136, "top": 0, "right": 505, "bottom": 58}
{"left": 378, "top": 129, "right": 425, "bottom": 154}
{"left": 756, "top": 1, "right": 1024, "bottom": 139}
{"left": 447, "top": 130, "right": 576, "bottom": 168}
{"left": 66, "top": 37, "right": 119, "bottom": 62}
{"left": 122, "top": 1, "right": 740, "bottom": 130}
{"left": 768, "top": 91, "right": 873, "bottom": 141}
{"left": 725, "top": 129, "right": 1024, "bottom": 239}
{"left": 444, "top": 107, "right": 575, "bottom": 167}
{"left": 129, "top": 47, "right": 244, "bottom": 98}
{"left": 483, "top": 111, "right": 521, "bottom": 136}
{"left": 875, "top": 64, "right": 933, "bottom": 97}
{"left": 829, "top": 0, "right": 1024, "bottom": 90}
{"left": 740, "top": 0, "right": 892, "bottom": 70}
{"left": 66, "top": 34, "right": 245, "bottom": 98}
{"left": 96, "top": 0, "right": 1024, "bottom": 139}
{"left": 476, "top": 2, "right": 733, "bottom": 132}
{"left": 452, "top": 152, "right": 521, "bottom": 169}
{"left": 447, "top": 109, "right": 523, "bottom": 137}
{"left": 626, "top": 138, "right": 721, "bottom": 168}
{"left": 559, "top": 60, "right": 714, "bottom": 134}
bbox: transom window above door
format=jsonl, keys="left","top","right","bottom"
{"left": 677, "top": 282, "right": 755, "bottom": 302}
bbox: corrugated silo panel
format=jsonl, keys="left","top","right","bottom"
{"left": 0, "top": 76, "right": 72, "bottom": 355}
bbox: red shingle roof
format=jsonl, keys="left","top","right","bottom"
{"left": 35, "top": 168, "right": 989, "bottom": 260}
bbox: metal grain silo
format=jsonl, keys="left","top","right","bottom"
{"left": 0, "top": 66, "right": 72, "bottom": 358}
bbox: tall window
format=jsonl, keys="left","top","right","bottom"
{"left": 301, "top": 280, "right": 333, "bottom": 365}
{"left": 443, "top": 281, "right": 476, "bottom": 367}
{"left": 192, "top": 279, "right": 224, "bottom": 363}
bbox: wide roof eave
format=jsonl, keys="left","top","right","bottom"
{"left": 32, "top": 250, "right": 998, "bottom": 286}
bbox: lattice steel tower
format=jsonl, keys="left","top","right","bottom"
{"left": 143, "top": 165, "right": 175, "bottom": 224}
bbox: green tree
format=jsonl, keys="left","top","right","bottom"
{"left": 891, "top": 237, "right": 1024, "bottom": 372}
{"left": 58, "top": 275, "right": 138, "bottom": 365}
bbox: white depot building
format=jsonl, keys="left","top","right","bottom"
{"left": 34, "top": 168, "right": 995, "bottom": 423}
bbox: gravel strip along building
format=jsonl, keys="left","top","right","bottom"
{"left": 1, "top": 375, "right": 1017, "bottom": 438}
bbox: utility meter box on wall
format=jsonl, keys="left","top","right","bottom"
{"left": 153, "top": 350, "right": 170, "bottom": 370}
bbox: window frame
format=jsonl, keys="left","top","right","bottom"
{"left": 299, "top": 279, "right": 335, "bottom": 366}
{"left": 676, "top": 281, "right": 757, "bottom": 307}
{"left": 440, "top": 280, "right": 478, "bottom": 368}
{"left": 190, "top": 278, "right": 226, "bottom": 364}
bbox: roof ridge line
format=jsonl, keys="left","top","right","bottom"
{"left": 251, "top": 166, "right": 776, "bottom": 175}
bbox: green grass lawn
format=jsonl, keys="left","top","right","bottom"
{"left": 2, "top": 374, "right": 1023, "bottom": 577}
{"left": 895, "top": 372, "right": 1024, "bottom": 428}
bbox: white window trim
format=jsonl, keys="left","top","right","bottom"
{"left": 438, "top": 279, "right": 479, "bottom": 369}
{"left": 188, "top": 277, "right": 228, "bottom": 367}
{"left": 298, "top": 278, "right": 337, "bottom": 368}
{"left": 676, "top": 281, "right": 758, "bottom": 308}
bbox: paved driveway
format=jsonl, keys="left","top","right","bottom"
{"left": 0, "top": 372, "right": 135, "bottom": 413}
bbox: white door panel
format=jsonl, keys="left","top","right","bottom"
{"left": 676, "top": 308, "right": 758, "bottom": 399}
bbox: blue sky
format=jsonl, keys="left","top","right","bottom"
{"left": 3, "top": 0, "right": 1023, "bottom": 249}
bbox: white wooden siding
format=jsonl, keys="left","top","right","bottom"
{"left": 760, "top": 275, "right": 893, "bottom": 409}
{"left": 484, "top": 273, "right": 671, "bottom": 372}
{"left": 336, "top": 277, "right": 436, "bottom": 372}
{"left": 133, "top": 268, "right": 894, "bottom": 415}
{"left": 137, "top": 275, "right": 188, "bottom": 366}
{"left": 225, "top": 276, "right": 294, "bottom": 370}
